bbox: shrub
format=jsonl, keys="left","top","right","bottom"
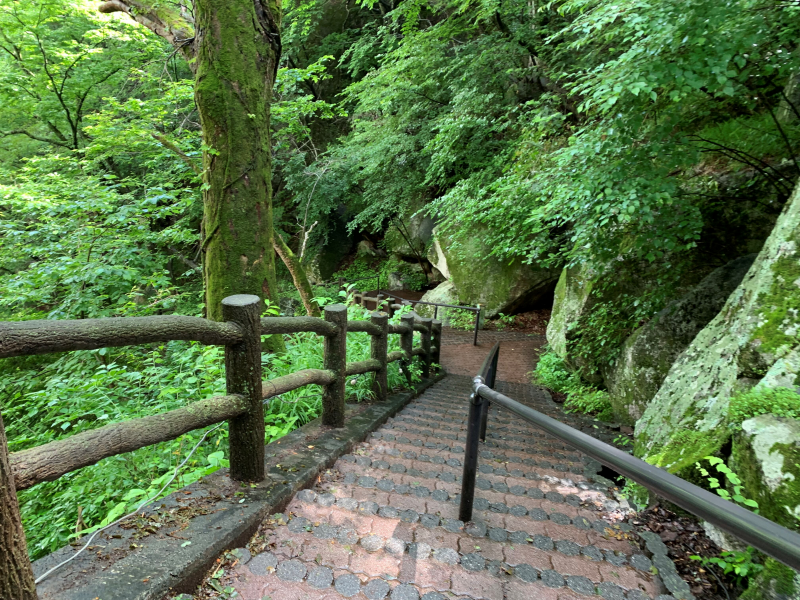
{"left": 532, "top": 349, "right": 614, "bottom": 421}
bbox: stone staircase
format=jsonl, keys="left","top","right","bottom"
{"left": 207, "top": 375, "right": 689, "bottom": 600}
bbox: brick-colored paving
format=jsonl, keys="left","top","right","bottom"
{"left": 200, "top": 373, "right": 689, "bottom": 600}
{"left": 439, "top": 329, "right": 543, "bottom": 384}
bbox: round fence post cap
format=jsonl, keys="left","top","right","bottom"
{"left": 221, "top": 294, "right": 261, "bottom": 307}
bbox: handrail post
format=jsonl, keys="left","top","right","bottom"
{"left": 0, "top": 410, "right": 37, "bottom": 600}
{"left": 371, "top": 312, "right": 389, "bottom": 401}
{"left": 420, "top": 317, "right": 432, "bottom": 379}
{"left": 459, "top": 381, "right": 485, "bottom": 523}
{"left": 400, "top": 313, "right": 414, "bottom": 387}
{"left": 323, "top": 304, "right": 347, "bottom": 427}
{"left": 222, "top": 294, "right": 265, "bottom": 482}
{"left": 432, "top": 320, "right": 442, "bottom": 372}
{"left": 375, "top": 293, "right": 384, "bottom": 312}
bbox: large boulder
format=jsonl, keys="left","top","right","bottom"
{"left": 545, "top": 264, "right": 603, "bottom": 383}
{"left": 635, "top": 179, "right": 800, "bottom": 473}
{"left": 430, "top": 227, "right": 560, "bottom": 318}
{"left": 546, "top": 264, "right": 595, "bottom": 360}
{"left": 732, "top": 413, "right": 800, "bottom": 529}
{"left": 604, "top": 254, "right": 755, "bottom": 425}
{"left": 415, "top": 280, "right": 461, "bottom": 325}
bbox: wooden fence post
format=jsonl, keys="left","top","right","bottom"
{"left": 0, "top": 410, "right": 38, "bottom": 600}
{"left": 323, "top": 304, "right": 347, "bottom": 427}
{"left": 371, "top": 312, "right": 389, "bottom": 401}
{"left": 375, "top": 293, "right": 384, "bottom": 312}
{"left": 432, "top": 319, "right": 442, "bottom": 372}
{"left": 223, "top": 295, "right": 265, "bottom": 482}
{"left": 400, "top": 313, "right": 414, "bottom": 387}
{"left": 420, "top": 317, "right": 432, "bottom": 379}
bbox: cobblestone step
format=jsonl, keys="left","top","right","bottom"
{"left": 323, "top": 480, "right": 637, "bottom": 561}
{"left": 379, "top": 418, "right": 587, "bottom": 465}
{"left": 206, "top": 374, "right": 693, "bottom": 600}
{"left": 368, "top": 430, "right": 597, "bottom": 482}
{"left": 276, "top": 498, "right": 651, "bottom": 600}
{"left": 292, "top": 484, "right": 655, "bottom": 581}
{"left": 335, "top": 452, "right": 613, "bottom": 514}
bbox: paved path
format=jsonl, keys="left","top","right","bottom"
{"left": 205, "top": 366, "right": 688, "bottom": 600}
{"left": 438, "top": 329, "right": 543, "bottom": 384}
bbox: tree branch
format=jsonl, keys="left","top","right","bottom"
{"left": 97, "top": 1, "right": 196, "bottom": 67}
{"left": 0, "top": 129, "right": 72, "bottom": 148}
{"left": 151, "top": 133, "right": 201, "bottom": 174}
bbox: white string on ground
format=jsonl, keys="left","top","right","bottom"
{"left": 37, "top": 388, "right": 326, "bottom": 583}
{"left": 34, "top": 421, "right": 225, "bottom": 584}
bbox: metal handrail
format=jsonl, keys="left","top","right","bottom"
{"left": 459, "top": 342, "right": 800, "bottom": 572}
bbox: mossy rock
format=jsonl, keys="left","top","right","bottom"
{"left": 432, "top": 227, "right": 560, "bottom": 318}
{"left": 636, "top": 179, "right": 800, "bottom": 472}
{"left": 605, "top": 255, "right": 755, "bottom": 425}
{"left": 547, "top": 265, "right": 595, "bottom": 360}
{"left": 732, "top": 414, "right": 800, "bottom": 529}
{"left": 415, "top": 280, "right": 461, "bottom": 325}
{"left": 740, "top": 558, "right": 800, "bottom": 600}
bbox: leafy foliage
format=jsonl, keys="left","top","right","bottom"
{"left": 532, "top": 349, "right": 613, "bottom": 420}
{"left": 729, "top": 386, "right": 800, "bottom": 428}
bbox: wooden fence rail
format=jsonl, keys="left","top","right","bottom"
{"left": 0, "top": 294, "right": 440, "bottom": 598}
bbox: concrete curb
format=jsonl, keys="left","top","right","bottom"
{"left": 33, "top": 372, "right": 447, "bottom": 600}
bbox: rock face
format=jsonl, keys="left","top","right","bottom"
{"left": 547, "top": 265, "right": 594, "bottom": 360}
{"left": 605, "top": 255, "right": 755, "bottom": 425}
{"left": 635, "top": 180, "right": 800, "bottom": 473}
{"left": 431, "top": 228, "right": 560, "bottom": 317}
{"left": 414, "top": 280, "right": 460, "bottom": 325}
{"left": 732, "top": 414, "right": 800, "bottom": 529}
{"left": 545, "top": 264, "right": 605, "bottom": 384}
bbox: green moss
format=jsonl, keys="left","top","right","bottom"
{"left": 733, "top": 416, "right": 800, "bottom": 529}
{"left": 637, "top": 427, "right": 729, "bottom": 473}
{"left": 750, "top": 236, "right": 800, "bottom": 355}
{"left": 730, "top": 387, "right": 800, "bottom": 427}
{"left": 740, "top": 558, "right": 798, "bottom": 600}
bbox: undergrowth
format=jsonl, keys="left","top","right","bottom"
{"left": 729, "top": 386, "right": 800, "bottom": 428}
{"left": 532, "top": 349, "right": 614, "bottom": 421}
{"left": 332, "top": 255, "right": 428, "bottom": 291}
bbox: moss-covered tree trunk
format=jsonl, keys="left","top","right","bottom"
{"left": 195, "top": 0, "right": 283, "bottom": 332}
{"left": 99, "top": 1, "right": 287, "bottom": 347}
{"left": 0, "top": 412, "right": 37, "bottom": 600}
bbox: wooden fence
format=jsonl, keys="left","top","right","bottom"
{"left": 0, "top": 294, "right": 441, "bottom": 598}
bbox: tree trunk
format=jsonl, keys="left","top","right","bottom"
{"left": 0, "top": 411, "right": 37, "bottom": 600}
{"left": 274, "top": 235, "right": 321, "bottom": 317}
{"left": 195, "top": 0, "right": 284, "bottom": 351}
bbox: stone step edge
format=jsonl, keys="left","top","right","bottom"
{"left": 274, "top": 506, "right": 662, "bottom": 600}
{"left": 307, "top": 484, "right": 693, "bottom": 600}
{"left": 369, "top": 431, "right": 604, "bottom": 483}
{"left": 379, "top": 422, "right": 587, "bottom": 467}
{"left": 362, "top": 430, "right": 588, "bottom": 475}
{"left": 338, "top": 453, "right": 607, "bottom": 513}
{"left": 300, "top": 487, "right": 650, "bottom": 575}
{"left": 234, "top": 544, "right": 465, "bottom": 600}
